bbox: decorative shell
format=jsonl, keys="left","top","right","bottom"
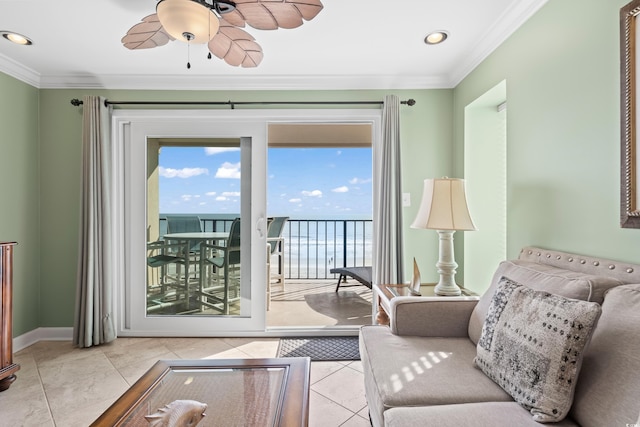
{"left": 145, "top": 399, "right": 207, "bottom": 427}
{"left": 410, "top": 257, "right": 421, "bottom": 295}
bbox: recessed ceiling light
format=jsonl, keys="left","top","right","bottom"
{"left": 425, "top": 31, "right": 448, "bottom": 45}
{"left": 1, "top": 31, "right": 33, "bottom": 46}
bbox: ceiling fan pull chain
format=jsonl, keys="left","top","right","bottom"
{"left": 187, "top": 42, "right": 191, "bottom": 69}
{"left": 207, "top": 8, "right": 212, "bottom": 60}
{"left": 183, "top": 31, "right": 194, "bottom": 70}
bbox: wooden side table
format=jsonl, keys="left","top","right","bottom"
{"left": 375, "top": 283, "right": 478, "bottom": 325}
{"left": 0, "top": 242, "right": 19, "bottom": 392}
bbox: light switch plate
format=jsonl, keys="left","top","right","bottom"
{"left": 402, "top": 193, "right": 411, "bottom": 207}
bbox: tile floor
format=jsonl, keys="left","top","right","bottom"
{"left": 0, "top": 337, "right": 371, "bottom": 427}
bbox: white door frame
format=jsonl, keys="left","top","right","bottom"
{"left": 111, "top": 108, "right": 381, "bottom": 336}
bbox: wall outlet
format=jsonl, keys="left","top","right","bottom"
{"left": 402, "top": 193, "right": 411, "bottom": 207}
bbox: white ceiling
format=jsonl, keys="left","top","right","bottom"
{"left": 0, "top": 0, "right": 547, "bottom": 90}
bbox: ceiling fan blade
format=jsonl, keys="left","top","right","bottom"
{"left": 209, "top": 21, "right": 264, "bottom": 67}
{"left": 121, "top": 14, "right": 173, "bottom": 49}
{"left": 229, "top": 0, "right": 323, "bottom": 30}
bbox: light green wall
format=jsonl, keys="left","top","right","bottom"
{"left": 463, "top": 81, "right": 507, "bottom": 295}
{"left": 34, "top": 88, "right": 450, "bottom": 328}
{"left": 454, "top": 0, "right": 640, "bottom": 265}
{"left": 15, "top": 0, "right": 631, "bottom": 332}
{"left": 0, "top": 73, "right": 40, "bottom": 335}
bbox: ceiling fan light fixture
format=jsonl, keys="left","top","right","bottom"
{"left": 425, "top": 31, "right": 448, "bottom": 45}
{"left": 156, "top": 0, "right": 220, "bottom": 44}
{"left": 1, "top": 31, "right": 33, "bottom": 46}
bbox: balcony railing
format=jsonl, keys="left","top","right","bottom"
{"left": 160, "top": 216, "right": 372, "bottom": 280}
{"left": 283, "top": 219, "right": 372, "bottom": 279}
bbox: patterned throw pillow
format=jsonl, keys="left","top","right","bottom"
{"left": 475, "top": 276, "right": 602, "bottom": 423}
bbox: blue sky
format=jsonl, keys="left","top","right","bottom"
{"left": 158, "top": 146, "right": 372, "bottom": 218}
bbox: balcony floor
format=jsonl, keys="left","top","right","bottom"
{"left": 267, "top": 279, "right": 373, "bottom": 329}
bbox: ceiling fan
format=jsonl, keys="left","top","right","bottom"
{"left": 122, "top": 0, "right": 323, "bottom": 68}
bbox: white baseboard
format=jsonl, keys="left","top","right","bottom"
{"left": 13, "top": 327, "right": 73, "bottom": 352}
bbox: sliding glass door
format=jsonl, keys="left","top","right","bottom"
{"left": 113, "top": 111, "right": 267, "bottom": 335}
{"left": 112, "top": 109, "right": 382, "bottom": 336}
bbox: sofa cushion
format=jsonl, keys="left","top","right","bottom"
{"left": 469, "top": 260, "right": 623, "bottom": 344}
{"left": 360, "top": 325, "right": 511, "bottom": 427}
{"left": 570, "top": 284, "right": 640, "bottom": 427}
{"left": 475, "top": 277, "right": 601, "bottom": 423}
{"left": 384, "top": 402, "right": 580, "bottom": 427}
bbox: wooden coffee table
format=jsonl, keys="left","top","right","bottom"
{"left": 91, "top": 358, "right": 311, "bottom": 427}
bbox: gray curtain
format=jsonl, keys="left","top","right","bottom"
{"left": 373, "top": 95, "right": 405, "bottom": 285}
{"left": 73, "top": 95, "right": 116, "bottom": 348}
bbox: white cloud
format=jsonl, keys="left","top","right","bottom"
{"left": 337, "top": 150, "right": 342, "bottom": 155}
{"left": 302, "top": 190, "right": 322, "bottom": 197}
{"left": 216, "top": 196, "right": 227, "bottom": 201}
{"left": 289, "top": 198, "right": 302, "bottom": 203}
{"left": 159, "top": 166, "right": 209, "bottom": 178}
{"left": 349, "top": 177, "right": 371, "bottom": 184}
{"left": 181, "top": 194, "right": 194, "bottom": 201}
{"left": 332, "top": 186, "right": 349, "bottom": 193}
{"left": 204, "top": 147, "right": 240, "bottom": 156}
{"left": 221, "top": 191, "right": 240, "bottom": 197}
{"left": 205, "top": 191, "right": 217, "bottom": 196}
{"left": 215, "top": 162, "right": 241, "bottom": 179}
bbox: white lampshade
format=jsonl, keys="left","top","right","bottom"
{"left": 157, "top": 0, "right": 219, "bottom": 44}
{"left": 411, "top": 178, "right": 476, "bottom": 231}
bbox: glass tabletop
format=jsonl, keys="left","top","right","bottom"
{"left": 123, "top": 367, "right": 286, "bottom": 427}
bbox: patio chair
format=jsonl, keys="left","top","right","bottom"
{"left": 164, "top": 214, "right": 203, "bottom": 278}
{"left": 330, "top": 266, "right": 372, "bottom": 292}
{"left": 266, "top": 217, "right": 288, "bottom": 309}
{"left": 165, "top": 215, "right": 203, "bottom": 251}
{"left": 199, "top": 218, "right": 241, "bottom": 314}
{"left": 146, "top": 240, "right": 189, "bottom": 311}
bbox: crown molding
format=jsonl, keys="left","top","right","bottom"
{"left": 0, "top": 52, "right": 40, "bottom": 87}
{"left": 448, "top": 0, "right": 548, "bottom": 87}
{"left": 0, "top": 58, "right": 452, "bottom": 89}
{"left": 36, "top": 73, "right": 451, "bottom": 90}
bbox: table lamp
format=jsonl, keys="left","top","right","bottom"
{"left": 411, "top": 177, "right": 476, "bottom": 296}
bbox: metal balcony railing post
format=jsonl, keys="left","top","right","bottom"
{"left": 343, "top": 221, "right": 347, "bottom": 268}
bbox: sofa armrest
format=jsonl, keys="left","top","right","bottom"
{"left": 390, "top": 297, "right": 479, "bottom": 337}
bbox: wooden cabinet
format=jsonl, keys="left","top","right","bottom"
{"left": 0, "top": 242, "right": 19, "bottom": 391}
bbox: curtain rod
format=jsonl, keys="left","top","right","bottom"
{"left": 69, "top": 98, "right": 416, "bottom": 109}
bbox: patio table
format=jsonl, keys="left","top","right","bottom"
{"left": 163, "top": 232, "right": 230, "bottom": 311}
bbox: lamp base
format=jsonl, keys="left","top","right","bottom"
{"left": 434, "top": 282, "right": 462, "bottom": 296}
{"left": 434, "top": 230, "right": 462, "bottom": 296}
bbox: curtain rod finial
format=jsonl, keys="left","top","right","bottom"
{"left": 404, "top": 99, "right": 416, "bottom": 106}
{"left": 70, "top": 98, "right": 83, "bottom": 106}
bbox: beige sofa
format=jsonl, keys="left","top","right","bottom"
{"left": 360, "top": 247, "right": 640, "bottom": 426}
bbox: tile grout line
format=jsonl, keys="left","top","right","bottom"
{"left": 32, "top": 351, "right": 59, "bottom": 426}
